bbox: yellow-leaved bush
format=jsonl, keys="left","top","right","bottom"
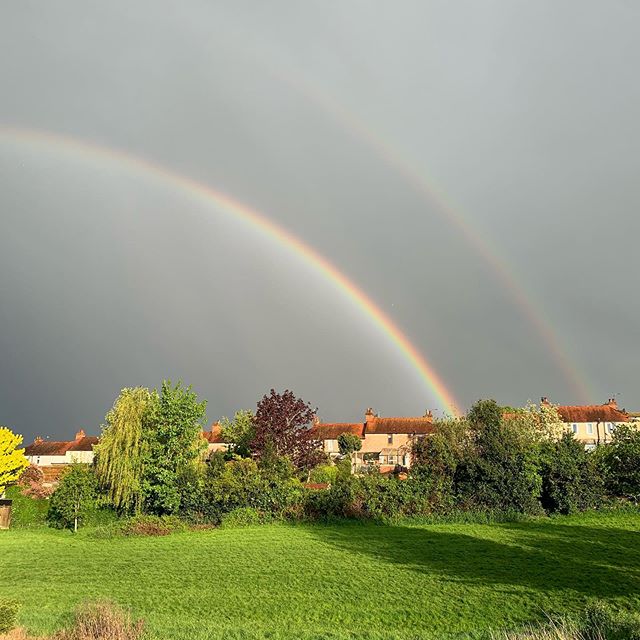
{"left": 0, "top": 426, "right": 29, "bottom": 495}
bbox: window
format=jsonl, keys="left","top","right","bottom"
{"left": 607, "top": 423, "right": 615, "bottom": 434}
{"left": 587, "top": 423, "right": 594, "bottom": 435}
{"left": 387, "top": 434, "right": 393, "bottom": 444}
{"left": 572, "top": 424, "right": 578, "bottom": 434}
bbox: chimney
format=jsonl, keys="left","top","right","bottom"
{"left": 34, "top": 436, "right": 43, "bottom": 444}
{"left": 540, "top": 397, "right": 550, "bottom": 406}
{"left": 607, "top": 398, "right": 618, "bottom": 409}
{"left": 75, "top": 429, "right": 85, "bottom": 440}
{"left": 312, "top": 415, "right": 320, "bottom": 427}
{"left": 365, "top": 407, "right": 376, "bottom": 423}
{"left": 424, "top": 409, "right": 433, "bottom": 420}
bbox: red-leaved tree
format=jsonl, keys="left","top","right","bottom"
{"left": 251, "top": 389, "right": 322, "bottom": 471}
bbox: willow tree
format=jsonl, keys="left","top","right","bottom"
{"left": 94, "top": 387, "right": 158, "bottom": 513}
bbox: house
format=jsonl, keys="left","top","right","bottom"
{"left": 24, "top": 430, "right": 99, "bottom": 483}
{"left": 202, "top": 421, "right": 229, "bottom": 455}
{"left": 541, "top": 397, "right": 631, "bottom": 448}
{"left": 24, "top": 430, "right": 99, "bottom": 467}
{"left": 312, "top": 408, "right": 435, "bottom": 471}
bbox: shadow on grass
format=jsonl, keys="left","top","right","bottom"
{"left": 308, "top": 520, "right": 640, "bottom": 600}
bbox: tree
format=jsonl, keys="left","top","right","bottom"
{"left": 251, "top": 389, "right": 322, "bottom": 472}
{"left": 599, "top": 424, "right": 640, "bottom": 502}
{"left": 0, "top": 427, "right": 29, "bottom": 497}
{"left": 411, "top": 417, "right": 468, "bottom": 510}
{"left": 94, "top": 387, "right": 158, "bottom": 514}
{"left": 220, "top": 410, "right": 255, "bottom": 457}
{"left": 505, "top": 402, "right": 565, "bottom": 444}
{"left": 142, "top": 380, "right": 207, "bottom": 515}
{"left": 457, "top": 399, "right": 542, "bottom": 513}
{"left": 47, "top": 464, "right": 97, "bottom": 532}
{"left": 539, "top": 432, "right": 604, "bottom": 514}
{"left": 337, "top": 433, "right": 362, "bottom": 456}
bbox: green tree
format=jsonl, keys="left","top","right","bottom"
{"left": 94, "top": 387, "right": 158, "bottom": 513}
{"left": 220, "top": 410, "right": 255, "bottom": 458}
{"left": 411, "top": 417, "right": 468, "bottom": 510}
{"left": 337, "top": 433, "right": 362, "bottom": 456}
{"left": 47, "top": 464, "right": 97, "bottom": 532}
{"left": 142, "top": 380, "right": 207, "bottom": 515}
{"left": 599, "top": 424, "right": 640, "bottom": 502}
{"left": 0, "top": 427, "right": 28, "bottom": 497}
{"left": 539, "top": 432, "right": 604, "bottom": 514}
{"left": 457, "top": 399, "right": 542, "bottom": 513}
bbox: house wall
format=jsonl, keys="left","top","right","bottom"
{"left": 564, "top": 421, "right": 628, "bottom": 446}
{"left": 26, "top": 454, "right": 69, "bottom": 467}
{"left": 360, "top": 433, "right": 412, "bottom": 453}
{"left": 207, "top": 442, "right": 229, "bottom": 454}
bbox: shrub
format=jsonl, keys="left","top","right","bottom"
{"left": 5, "top": 485, "right": 49, "bottom": 529}
{"left": 308, "top": 464, "right": 338, "bottom": 485}
{"left": 456, "top": 400, "right": 542, "bottom": 514}
{"left": 0, "top": 598, "right": 20, "bottom": 634}
{"left": 598, "top": 425, "right": 640, "bottom": 503}
{"left": 580, "top": 600, "right": 640, "bottom": 640}
{"left": 47, "top": 464, "right": 98, "bottom": 532}
{"left": 56, "top": 600, "right": 144, "bottom": 640}
{"left": 17, "top": 464, "right": 53, "bottom": 499}
{"left": 539, "top": 433, "right": 604, "bottom": 514}
{"left": 118, "top": 515, "right": 187, "bottom": 537}
{"left": 205, "top": 456, "right": 304, "bottom": 519}
{"left": 220, "top": 507, "right": 269, "bottom": 528}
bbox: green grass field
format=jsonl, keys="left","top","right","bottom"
{"left": 2, "top": 510, "right": 640, "bottom": 639}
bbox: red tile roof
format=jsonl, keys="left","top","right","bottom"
{"left": 68, "top": 436, "right": 99, "bottom": 451}
{"left": 310, "top": 423, "right": 364, "bottom": 440}
{"left": 556, "top": 405, "right": 629, "bottom": 424}
{"left": 365, "top": 417, "right": 435, "bottom": 435}
{"left": 25, "top": 432, "right": 98, "bottom": 456}
{"left": 202, "top": 422, "right": 226, "bottom": 444}
{"left": 25, "top": 440, "right": 73, "bottom": 456}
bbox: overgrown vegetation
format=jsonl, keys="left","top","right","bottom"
{"left": 6, "top": 393, "right": 640, "bottom": 534}
{"left": 0, "top": 598, "right": 21, "bottom": 634}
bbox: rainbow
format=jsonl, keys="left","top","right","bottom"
{"left": 261, "top": 61, "right": 593, "bottom": 404}
{"left": 0, "top": 126, "right": 460, "bottom": 415}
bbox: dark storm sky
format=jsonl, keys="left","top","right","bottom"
{"left": 1, "top": 1, "right": 639, "bottom": 443}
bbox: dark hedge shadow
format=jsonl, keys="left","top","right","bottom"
{"left": 308, "top": 520, "right": 640, "bottom": 599}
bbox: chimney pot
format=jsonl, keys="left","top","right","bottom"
{"left": 34, "top": 436, "right": 43, "bottom": 444}
{"left": 75, "top": 429, "right": 85, "bottom": 440}
{"left": 541, "top": 397, "right": 549, "bottom": 405}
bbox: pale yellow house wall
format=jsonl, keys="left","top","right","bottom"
{"left": 564, "top": 421, "right": 629, "bottom": 446}
{"left": 360, "top": 433, "right": 412, "bottom": 452}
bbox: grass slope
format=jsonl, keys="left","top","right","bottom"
{"left": 1, "top": 511, "right": 639, "bottom": 639}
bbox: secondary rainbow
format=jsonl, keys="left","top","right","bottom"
{"left": 0, "top": 126, "right": 460, "bottom": 415}
{"left": 264, "top": 62, "right": 593, "bottom": 403}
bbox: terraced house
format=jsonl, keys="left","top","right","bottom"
{"left": 542, "top": 397, "right": 631, "bottom": 448}
{"left": 311, "top": 408, "right": 436, "bottom": 471}
{"left": 24, "top": 429, "right": 98, "bottom": 483}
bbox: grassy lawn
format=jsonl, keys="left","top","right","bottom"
{"left": 1, "top": 510, "right": 640, "bottom": 639}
